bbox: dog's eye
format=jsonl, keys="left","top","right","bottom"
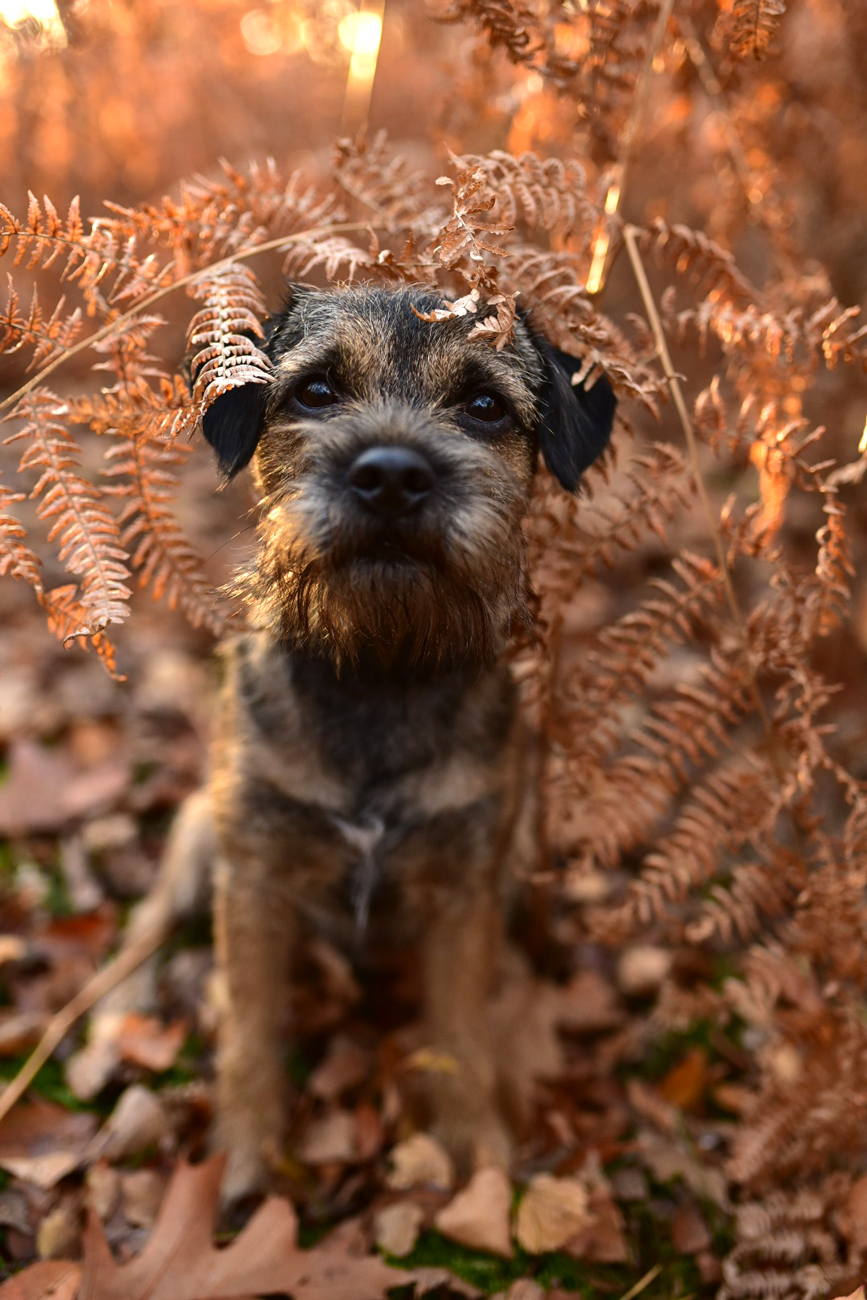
{"left": 465, "top": 392, "right": 507, "bottom": 423}
{"left": 295, "top": 377, "right": 339, "bottom": 409}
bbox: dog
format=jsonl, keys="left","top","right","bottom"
{"left": 115, "top": 283, "right": 615, "bottom": 1203}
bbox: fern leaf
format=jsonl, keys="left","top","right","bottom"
{"left": 103, "top": 418, "right": 227, "bottom": 634}
{"left": 729, "top": 0, "right": 786, "bottom": 60}
{"left": 456, "top": 150, "right": 595, "bottom": 237}
{"left": 0, "top": 275, "right": 83, "bottom": 369}
{"left": 0, "top": 483, "right": 43, "bottom": 590}
{"left": 187, "top": 262, "right": 271, "bottom": 407}
{"left": 39, "top": 583, "right": 121, "bottom": 677}
{"left": 4, "top": 389, "right": 130, "bottom": 636}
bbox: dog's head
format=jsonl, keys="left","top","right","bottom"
{"left": 203, "top": 285, "right": 615, "bottom": 672}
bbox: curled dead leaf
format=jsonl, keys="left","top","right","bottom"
{"left": 387, "top": 1133, "right": 454, "bottom": 1192}
{"left": 515, "top": 1174, "right": 591, "bottom": 1255}
{"left": 435, "top": 1167, "right": 513, "bottom": 1258}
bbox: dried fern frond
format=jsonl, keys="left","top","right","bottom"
{"left": 721, "top": 1179, "right": 852, "bottom": 1300}
{"left": 640, "top": 218, "right": 759, "bottom": 305}
{"left": 4, "top": 389, "right": 130, "bottom": 638}
{"left": 0, "top": 482, "right": 43, "bottom": 590}
{"left": 101, "top": 156, "right": 339, "bottom": 271}
{"left": 333, "top": 133, "right": 440, "bottom": 231}
{"left": 728, "top": 0, "right": 786, "bottom": 61}
{"left": 0, "top": 276, "right": 83, "bottom": 371}
{"left": 455, "top": 149, "right": 595, "bottom": 236}
{"left": 187, "top": 262, "right": 271, "bottom": 408}
{"left": 103, "top": 418, "right": 226, "bottom": 634}
{"left": 39, "top": 582, "right": 121, "bottom": 677}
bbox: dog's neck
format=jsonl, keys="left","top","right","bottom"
{"left": 283, "top": 642, "right": 516, "bottom": 786}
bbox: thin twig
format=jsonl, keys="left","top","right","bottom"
{"left": 0, "top": 220, "right": 388, "bottom": 418}
{"left": 0, "top": 917, "right": 169, "bottom": 1126}
{"left": 617, "top": 1263, "right": 663, "bottom": 1300}
{"left": 622, "top": 223, "right": 786, "bottom": 785}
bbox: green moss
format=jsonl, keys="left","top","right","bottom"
{"left": 0, "top": 1055, "right": 99, "bottom": 1112}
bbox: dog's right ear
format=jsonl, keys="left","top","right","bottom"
{"left": 201, "top": 381, "right": 269, "bottom": 482}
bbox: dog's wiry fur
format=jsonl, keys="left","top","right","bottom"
{"left": 112, "top": 285, "right": 615, "bottom": 1203}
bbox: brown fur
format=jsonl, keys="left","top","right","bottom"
{"left": 110, "top": 285, "right": 614, "bottom": 1202}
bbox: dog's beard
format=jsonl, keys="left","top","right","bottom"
{"left": 234, "top": 495, "right": 527, "bottom": 674}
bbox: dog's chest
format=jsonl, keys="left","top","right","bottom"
{"left": 221, "top": 636, "right": 516, "bottom": 932}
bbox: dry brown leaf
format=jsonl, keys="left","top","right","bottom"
{"left": 78, "top": 1155, "right": 411, "bottom": 1300}
{"left": 115, "top": 1015, "right": 187, "bottom": 1072}
{"left": 66, "top": 1014, "right": 186, "bottom": 1100}
{"left": 373, "top": 1200, "right": 424, "bottom": 1256}
{"left": 435, "top": 1167, "right": 513, "bottom": 1258}
{"left": 295, "top": 1109, "right": 357, "bottom": 1165}
{"left": 657, "top": 1048, "right": 709, "bottom": 1111}
{"left": 0, "top": 740, "right": 75, "bottom": 837}
{"left": 671, "top": 1203, "right": 711, "bottom": 1254}
{"left": 564, "top": 1186, "right": 628, "bottom": 1263}
{"left": 308, "top": 1036, "right": 369, "bottom": 1101}
{"left": 515, "top": 1174, "right": 591, "bottom": 1254}
{"left": 120, "top": 1168, "right": 168, "bottom": 1229}
{"left": 0, "top": 1099, "right": 97, "bottom": 1190}
{"left": 386, "top": 1132, "right": 455, "bottom": 1191}
{"left": 100, "top": 1084, "right": 167, "bottom": 1161}
{"left": 411, "top": 1266, "right": 482, "bottom": 1297}
{"left": 0, "top": 1261, "right": 81, "bottom": 1300}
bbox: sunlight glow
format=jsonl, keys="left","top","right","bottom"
{"left": 586, "top": 181, "right": 622, "bottom": 295}
{"left": 0, "top": 0, "right": 66, "bottom": 44}
{"left": 339, "top": 3, "right": 384, "bottom": 135}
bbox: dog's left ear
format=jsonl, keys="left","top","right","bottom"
{"left": 535, "top": 339, "right": 616, "bottom": 492}
{"left": 201, "top": 381, "right": 269, "bottom": 482}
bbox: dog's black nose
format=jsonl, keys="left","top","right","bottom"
{"left": 348, "top": 446, "right": 435, "bottom": 517}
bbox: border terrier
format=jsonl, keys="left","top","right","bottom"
{"left": 118, "top": 284, "right": 615, "bottom": 1201}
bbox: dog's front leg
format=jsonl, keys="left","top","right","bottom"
{"left": 212, "top": 855, "right": 295, "bottom": 1203}
{"left": 422, "top": 880, "right": 511, "bottom": 1174}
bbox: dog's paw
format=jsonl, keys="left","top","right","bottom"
{"left": 431, "top": 1110, "right": 513, "bottom": 1179}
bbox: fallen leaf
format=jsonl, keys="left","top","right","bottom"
{"left": 435, "top": 1167, "right": 513, "bottom": 1258}
{"left": 100, "top": 1084, "right": 167, "bottom": 1162}
{"left": 658, "top": 1048, "right": 709, "bottom": 1111}
{"left": 565, "top": 1187, "right": 628, "bottom": 1262}
{"left": 616, "top": 945, "right": 673, "bottom": 996}
{"left": 0, "top": 1099, "right": 98, "bottom": 1190}
{"left": 115, "top": 1015, "right": 187, "bottom": 1072}
{"left": 35, "top": 911, "right": 116, "bottom": 967}
{"left": 78, "top": 1155, "right": 411, "bottom": 1300}
{"left": 66, "top": 1014, "right": 186, "bottom": 1100}
{"left": 410, "top": 1267, "right": 482, "bottom": 1297}
{"left": 85, "top": 1162, "right": 120, "bottom": 1223}
{"left": 121, "top": 1169, "right": 168, "bottom": 1229}
{"left": 0, "top": 1261, "right": 81, "bottom": 1300}
{"left": 0, "top": 1011, "right": 48, "bottom": 1057}
{"left": 671, "top": 1203, "right": 711, "bottom": 1254}
{"left": 308, "top": 1036, "right": 369, "bottom": 1101}
{"left": 515, "top": 1174, "right": 591, "bottom": 1254}
{"left": 295, "top": 1109, "right": 357, "bottom": 1165}
{"left": 373, "top": 1201, "right": 424, "bottom": 1257}
{"left": 635, "top": 1130, "right": 730, "bottom": 1209}
{"left": 60, "top": 762, "right": 131, "bottom": 821}
{"left": 0, "top": 741, "right": 75, "bottom": 837}
{"left": 504, "top": 1282, "right": 545, "bottom": 1300}
{"left": 36, "top": 1197, "right": 81, "bottom": 1261}
{"left": 387, "top": 1133, "right": 454, "bottom": 1192}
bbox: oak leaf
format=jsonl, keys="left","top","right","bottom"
{"left": 78, "top": 1155, "right": 410, "bottom": 1300}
